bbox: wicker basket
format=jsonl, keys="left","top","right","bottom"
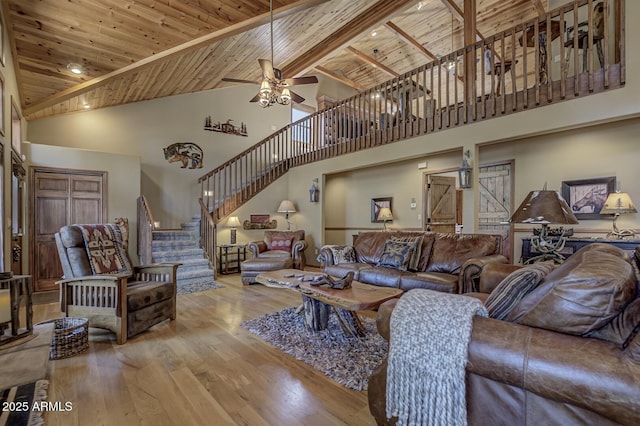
{"left": 38, "top": 317, "right": 89, "bottom": 360}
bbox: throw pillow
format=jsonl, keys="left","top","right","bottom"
{"left": 390, "top": 235, "right": 424, "bottom": 271}
{"left": 79, "top": 224, "right": 132, "bottom": 275}
{"left": 377, "top": 240, "right": 415, "bottom": 271}
{"left": 271, "top": 237, "right": 294, "bottom": 252}
{"left": 485, "top": 261, "right": 555, "bottom": 320}
{"left": 327, "top": 245, "right": 357, "bottom": 264}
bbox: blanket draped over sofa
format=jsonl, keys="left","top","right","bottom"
{"left": 387, "top": 289, "right": 488, "bottom": 426}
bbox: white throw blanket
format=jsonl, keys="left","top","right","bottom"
{"left": 386, "top": 289, "right": 487, "bottom": 426}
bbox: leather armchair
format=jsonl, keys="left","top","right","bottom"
{"left": 55, "top": 220, "right": 180, "bottom": 344}
{"left": 369, "top": 243, "right": 640, "bottom": 425}
{"left": 247, "top": 230, "right": 307, "bottom": 269}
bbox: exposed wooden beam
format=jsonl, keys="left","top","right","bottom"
{"left": 314, "top": 66, "right": 366, "bottom": 91}
{"left": 282, "top": 0, "right": 416, "bottom": 77}
{"left": 345, "top": 46, "right": 399, "bottom": 78}
{"left": 384, "top": 21, "right": 437, "bottom": 61}
{"left": 23, "top": 0, "right": 329, "bottom": 116}
{"left": 530, "top": 0, "right": 546, "bottom": 17}
{"left": 440, "top": 0, "right": 485, "bottom": 41}
{"left": 441, "top": 0, "right": 465, "bottom": 23}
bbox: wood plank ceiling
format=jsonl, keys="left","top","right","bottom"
{"left": 2, "top": 0, "right": 546, "bottom": 121}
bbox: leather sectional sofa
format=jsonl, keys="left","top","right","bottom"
{"left": 317, "top": 231, "right": 507, "bottom": 294}
{"left": 368, "top": 243, "right": 640, "bottom": 425}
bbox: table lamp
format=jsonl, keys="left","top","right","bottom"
{"left": 511, "top": 187, "right": 578, "bottom": 264}
{"left": 377, "top": 207, "right": 393, "bottom": 231}
{"left": 277, "top": 200, "right": 296, "bottom": 230}
{"left": 600, "top": 191, "right": 637, "bottom": 239}
{"left": 226, "top": 216, "right": 241, "bottom": 244}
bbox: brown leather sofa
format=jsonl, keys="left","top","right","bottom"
{"left": 317, "top": 231, "right": 506, "bottom": 294}
{"left": 368, "top": 243, "right": 640, "bottom": 425}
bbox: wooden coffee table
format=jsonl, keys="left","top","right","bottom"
{"left": 255, "top": 269, "right": 402, "bottom": 337}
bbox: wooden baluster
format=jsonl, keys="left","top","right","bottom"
{"left": 603, "top": 0, "right": 610, "bottom": 88}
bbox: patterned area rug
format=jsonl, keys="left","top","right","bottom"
{"left": 241, "top": 307, "right": 387, "bottom": 391}
{"left": 0, "top": 380, "right": 48, "bottom": 426}
{"left": 177, "top": 281, "right": 223, "bottom": 295}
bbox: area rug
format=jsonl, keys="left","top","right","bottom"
{"left": 177, "top": 280, "right": 223, "bottom": 295}
{"left": 241, "top": 307, "right": 387, "bottom": 391}
{"left": 0, "top": 380, "right": 48, "bottom": 426}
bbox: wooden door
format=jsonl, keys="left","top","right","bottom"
{"left": 426, "top": 175, "right": 456, "bottom": 232}
{"left": 30, "top": 168, "right": 107, "bottom": 292}
{"left": 478, "top": 162, "right": 513, "bottom": 260}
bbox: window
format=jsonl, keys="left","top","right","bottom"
{"left": 291, "top": 103, "right": 315, "bottom": 144}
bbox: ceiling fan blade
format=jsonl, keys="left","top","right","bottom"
{"left": 289, "top": 90, "right": 305, "bottom": 104}
{"left": 283, "top": 76, "right": 319, "bottom": 86}
{"left": 249, "top": 93, "right": 261, "bottom": 103}
{"left": 222, "top": 77, "right": 259, "bottom": 84}
{"left": 259, "top": 59, "right": 276, "bottom": 80}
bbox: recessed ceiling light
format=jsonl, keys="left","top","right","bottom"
{"left": 371, "top": 30, "right": 377, "bottom": 37}
{"left": 83, "top": 103, "right": 90, "bottom": 109}
{"left": 67, "top": 63, "right": 83, "bottom": 74}
{"left": 417, "top": 2, "right": 423, "bottom": 10}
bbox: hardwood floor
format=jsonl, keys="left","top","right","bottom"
{"left": 33, "top": 273, "right": 377, "bottom": 426}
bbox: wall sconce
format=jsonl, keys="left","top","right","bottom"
{"left": 309, "top": 178, "right": 319, "bottom": 203}
{"left": 458, "top": 149, "right": 472, "bottom": 189}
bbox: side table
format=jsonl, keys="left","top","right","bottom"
{"left": 218, "top": 244, "right": 247, "bottom": 274}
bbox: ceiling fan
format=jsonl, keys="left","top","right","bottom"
{"left": 221, "top": 0, "right": 318, "bottom": 107}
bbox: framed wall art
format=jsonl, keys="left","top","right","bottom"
{"left": 371, "top": 197, "right": 392, "bottom": 222}
{"left": 250, "top": 214, "right": 270, "bottom": 224}
{"left": 561, "top": 176, "right": 615, "bottom": 219}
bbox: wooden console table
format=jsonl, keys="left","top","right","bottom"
{"left": 521, "top": 238, "right": 640, "bottom": 263}
{"left": 0, "top": 275, "right": 33, "bottom": 344}
{"left": 217, "top": 244, "right": 247, "bottom": 274}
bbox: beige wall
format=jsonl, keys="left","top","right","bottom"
{"left": 26, "top": 84, "right": 293, "bottom": 229}
{"left": 23, "top": 143, "right": 142, "bottom": 263}
{"left": 17, "top": 0, "right": 640, "bottom": 270}
{"left": 323, "top": 151, "right": 460, "bottom": 246}
{"left": 0, "top": 16, "right": 27, "bottom": 271}
{"left": 483, "top": 118, "right": 640, "bottom": 262}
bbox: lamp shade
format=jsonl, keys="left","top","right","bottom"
{"left": 277, "top": 200, "right": 296, "bottom": 213}
{"left": 600, "top": 192, "right": 637, "bottom": 215}
{"left": 226, "top": 216, "right": 241, "bottom": 228}
{"left": 377, "top": 207, "right": 393, "bottom": 221}
{"left": 511, "top": 190, "right": 578, "bottom": 225}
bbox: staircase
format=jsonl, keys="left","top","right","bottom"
{"left": 150, "top": 216, "right": 215, "bottom": 286}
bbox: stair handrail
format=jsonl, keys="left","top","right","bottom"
{"left": 199, "top": 199, "right": 217, "bottom": 275}
{"left": 197, "top": 0, "right": 624, "bottom": 224}
{"left": 137, "top": 195, "right": 155, "bottom": 265}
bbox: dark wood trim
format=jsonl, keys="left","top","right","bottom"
{"left": 29, "top": 166, "right": 108, "bottom": 291}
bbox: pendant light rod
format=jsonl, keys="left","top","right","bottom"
{"left": 270, "top": 0, "right": 274, "bottom": 65}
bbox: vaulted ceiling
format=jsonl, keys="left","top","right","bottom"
{"left": 2, "top": 0, "right": 547, "bottom": 121}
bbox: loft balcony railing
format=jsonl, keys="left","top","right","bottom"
{"left": 196, "top": 0, "right": 624, "bottom": 268}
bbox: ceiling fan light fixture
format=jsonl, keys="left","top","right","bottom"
{"left": 260, "top": 79, "right": 272, "bottom": 95}
{"left": 279, "top": 87, "right": 291, "bottom": 104}
{"left": 259, "top": 95, "right": 271, "bottom": 108}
